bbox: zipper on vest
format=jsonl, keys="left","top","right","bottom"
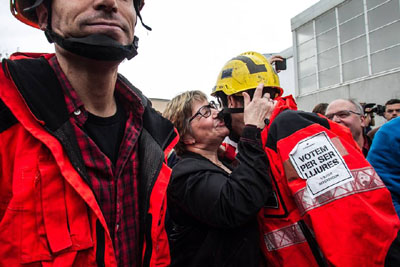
{"left": 298, "top": 220, "right": 328, "bottom": 267}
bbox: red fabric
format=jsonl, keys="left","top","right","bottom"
{"left": 0, "top": 67, "right": 111, "bottom": 265}
{"left": 259, "top": 114, "right": 400, "bottom": 266}
{"left": 219, "top": 95, "right": 400, "bottom": 266}
{"left": 261, "top": 95, "right": 297, "bottom": 147}
{"left": 0, "top": 53, "right": 178, "bottom": 266}
{"left": 48, "top": 56, "right": 143, "bottom": 266}
{"left": 221, "top": 142, "right": 237, "bottom": 162}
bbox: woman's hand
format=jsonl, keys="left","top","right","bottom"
{"left": 243, "top": 83, "right": 276, "bottom": 129}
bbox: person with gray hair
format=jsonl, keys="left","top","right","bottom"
{"left": 325, "top": 98, "right": 371, "bottom": 156}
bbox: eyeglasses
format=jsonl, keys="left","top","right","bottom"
{"left": 325, "top": 110, "right": 361, "bottom": 120}
{"left": 188, "top": 101, "right": 218, "bottom": 123}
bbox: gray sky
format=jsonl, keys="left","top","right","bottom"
{"left": 1, "top": 0, "right": 319, "bottom": 99}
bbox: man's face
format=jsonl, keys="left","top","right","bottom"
{"left": 47, "top": 0, "right": 136, "bottom": 46}
{"left": 384, "top": 103, "right": 400, "bottom": 121}
{"left": 326, "top": 99, "right": 365, "bottom": 140}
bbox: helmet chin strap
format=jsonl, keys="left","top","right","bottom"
{"left": 45, "top": 28, "right": 139, "bottom": 61}
{"left": 38, "top": 0, "right": 148, "bottom": 61}
{"left": 22, "top": 0, "right": 150, "bottom": 61}
{"left": 217, "top": 107, "right": 244, "bottom": 140}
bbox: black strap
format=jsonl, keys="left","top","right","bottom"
{"left": 0, "top": 99, "right": 17, "bottom": 133}
{"left": 298, "top": 220, "right": 328, "bottom": 267}
{"left": 220, "top": 107, "right": 244, "bottom": 114}
{"left": 266, "top": 110, "right": 331, "bottom": 152}
{"left": 96, "top": 220, "right": 106, "bottom": 267}
{"left": 4, "top": 57, "right": 91, "bottom": 185}
{"left": 5, "top": 57, "right": 69, "bottom": 132}
{"left": 385, "top": 230, "right": 400, "bottom": 266}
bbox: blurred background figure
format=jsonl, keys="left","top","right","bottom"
{"left": 384, "top": 99, "right": 400, "bottom": 121}
{"left": 326, "top": 99, "right": 371, "bottom": 157}
{"left": 362, "top": 103, "right": 376, "bottom": 134}
{"left": 368, "top": 99, "right": 400, "bottom": 140}
{"left": 312, "top": 102, "right": 328, "bottom": 115}
{"left": 367, "top": 116, "right": 400, "bottom": 218}
{"left": 268, "top": 55, "right": 286, "bottom": 73}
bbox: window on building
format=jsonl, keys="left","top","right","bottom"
{"left": 295, "top": 0, "right": 400, "bottom": 96}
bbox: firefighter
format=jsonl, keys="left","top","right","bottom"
{"left": 0, "top": 0, "right": 177, "bottom": 266}
{"left": 212, "top": 51, "right": 400, "bottom": 266}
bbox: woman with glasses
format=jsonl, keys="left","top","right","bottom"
{"left": 162, "top": 86, "right": 275, "bottom": 267}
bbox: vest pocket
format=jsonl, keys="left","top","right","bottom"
{"left": 19, "top": 160, "right": 73, "bottom": 263}
{"left": 19, "top": 164, "right": 54, "bottom": 263}
{"left": 37, "top": 159, "right": 73, "bottom": 253}
{"left": 19, "top": 151, "right": 93, "bottom": 264}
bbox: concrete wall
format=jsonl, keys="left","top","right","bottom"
{"left": 264, "top": 49, "right": 296, "bottom": 97}
{"left": 296, "top": 70, "right": 400, "bottom": 125}
{"left": 297, "top": 70, "right": 400, "bottom": 110}
{"left": 288, "top": 0, "right": 400, "bottom": 128}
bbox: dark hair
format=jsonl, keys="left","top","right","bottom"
{"left": 312, "top": 103, "right": 328, "bottom": 115}
{"left": 385, "top": 99, "right": 400, "bottom": 106}
{"left": 214, "top": 91, "right": 229, "bottom": 108}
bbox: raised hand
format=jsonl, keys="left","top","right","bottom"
{"left": 243, "top": 83, "right": 276, "bottom": 129}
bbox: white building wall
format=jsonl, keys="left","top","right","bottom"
{"left": 289, "top": 0, "right": 400, "bottom": 118}
{"left": 264, "top": 49, "right": 296, "bottom": 98}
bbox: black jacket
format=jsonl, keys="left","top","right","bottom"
{"left": 167, "top": 126, "right": 272, "bottom": 267}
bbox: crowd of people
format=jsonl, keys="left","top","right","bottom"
{"left": 1, "top": 0, "right": 400, "bottom": 266}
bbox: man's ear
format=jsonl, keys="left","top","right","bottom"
{"left": 36, "top": 4, "right": 49, "bottom": 30}
{"left": 360, "top": 115, "right": 366, "bottom": 127}
{"left": 227, "top": 95, "right": 240, "bottom": 108}
{"left": 383, "top": 112, "right": 390, "bottom": 121}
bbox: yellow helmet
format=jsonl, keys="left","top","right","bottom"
{"left": 212, "top": 51, "right": 283, "bottom": 98}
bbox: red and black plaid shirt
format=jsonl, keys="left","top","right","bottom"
{"left": 48, "top": 55, "right": 143, "bottom": 266}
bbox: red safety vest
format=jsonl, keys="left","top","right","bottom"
{"left": 0, "top": 53, "right": 178, "bottom": 266}
{"left": 259, "top": 97, "right": 400, "bottom": 266}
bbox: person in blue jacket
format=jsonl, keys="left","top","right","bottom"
{"left": 367, "top": 117, "right": 400, "bottom": 218}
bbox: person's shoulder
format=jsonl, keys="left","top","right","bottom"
{"left": 173, "top": 153, "right": 207, "bottom": 169}
{"left": 172, "top": 153, "right": 216, "bottom": 176}
{"left": 273, "top": 109, "right": 327, "bottom": 125}
{"left": 269, "top": 109, "right": 330, "bottom": 137}
{"left": 378, "top": 117, "right": 400, "bottom": 134}
{"left": 367, "top": 126, "right": 380, "bottom": 139}
{"left": 170, "top": 156, "right": 202, "bottom": 185}
{"left": 386, "top": 116, "right": 400, "bottom": 127}
{"left": 117, "top": 73, "right": 148, "bottom": 106}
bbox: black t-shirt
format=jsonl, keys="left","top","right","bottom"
{"left": 84, "top": 101, "right": 126, "bottom": 165}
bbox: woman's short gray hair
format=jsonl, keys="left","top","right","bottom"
{"left": 163, "top": 90, "right": 208, "bottom": 155}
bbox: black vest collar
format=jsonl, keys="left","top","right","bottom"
{"left": 3, "top": 56, "right": 176, "bottom": 150}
